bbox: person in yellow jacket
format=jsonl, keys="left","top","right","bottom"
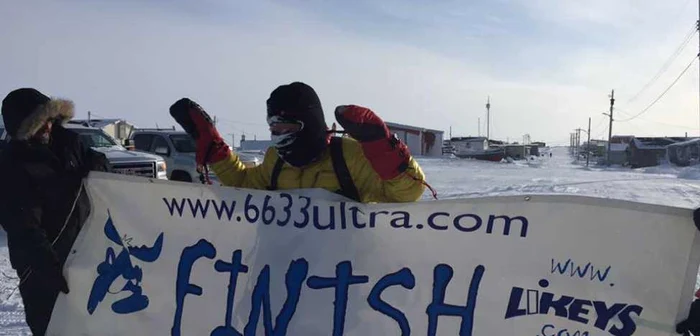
{"left": 168, "top": 82, "right": 435, "bottom": 203}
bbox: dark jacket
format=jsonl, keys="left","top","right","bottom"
{"left": 0, "top": 124, "right": 108, "bottom": 335}
{"left": 0, "top": 124, "right": 109, "bottom": 269}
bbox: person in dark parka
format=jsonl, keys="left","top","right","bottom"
{"left": 0, "top": 88, "right": 109, "bottom": 335}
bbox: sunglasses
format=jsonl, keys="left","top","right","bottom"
{"left": 267, "top": 116, "right": 303, "bottom": 135}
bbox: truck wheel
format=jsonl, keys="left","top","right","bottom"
{"left": 170, "top": 171, "right": 192, "bottom": 182}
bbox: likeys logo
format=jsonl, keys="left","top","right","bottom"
{"left": 87, "top": 211, "right": 164, "bottom": 315}
{"left": 504, "top": 279, "right": 643, "bottom": 336}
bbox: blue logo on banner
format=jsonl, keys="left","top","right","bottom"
{"left": 504, "top": 279, "right": 643, "bottom": 336}
{"left": 87, "top": 211, "right": 164, "bottom": 315}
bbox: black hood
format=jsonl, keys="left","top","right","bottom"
{"left": 2, "top": 88, "right": 75, "bottom": 141}
{"left": 266, "top": 82, "right": 328, "bottom": 167}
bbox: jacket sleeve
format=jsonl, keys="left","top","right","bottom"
{"left": 0, "top": 172, "right": 60, "bottom": 272}
{"left": 345, "top": 140, "right": 427, "bottom": 203}
{"left": 85, "top": 148, "right": 111, "bottom": 173}
{"left": 52, "top": 123, "right": 110, "bottom": 175}
{"left": 210, "top": 149, "right": 275, "bottom": 189}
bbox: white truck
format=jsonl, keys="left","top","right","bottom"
{"left": 65, "top": 123, "right": 169, "bottom": 180}
{"left": 126, "top": 128, "right": 261, "bottom": 183}
{"left": 1, "top": 120, "right": 168, "bottom": 180}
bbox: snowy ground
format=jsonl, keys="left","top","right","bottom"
{"left": 2, "top": 146, "right": 700, "bottom": 334}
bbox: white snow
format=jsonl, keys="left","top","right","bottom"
{"left": 0, "top": 242, "right": 29, "bottom": 336}
{"left": 1, "top": 146, "right": 699, "bottom": 333}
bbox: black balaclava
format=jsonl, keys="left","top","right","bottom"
{"left": 266, "top": 82, "right": 328, "bottom": 167}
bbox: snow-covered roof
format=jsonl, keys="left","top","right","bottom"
{"left": 667, "top": 137, "right": 700, "bottom": 148}
{"left": 71, "top": 118, "right": 131, "bottom": 129}
{"left": 451, "top": 136, "right": 487, "bottom": 142}
{"left": 610, "top": 143, "right": 628, "bottom": 151}
{"left": 631, "top": 137, "right": 679, "bottom": 150}
{"left": 385, "top": 121, "right": 443, "bottom": 134}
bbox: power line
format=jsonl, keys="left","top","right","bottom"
{"left": 617, "top": 55, "right": 698, "bottom": 122}
{"left": 625, "top": 24, "right": 697, "bottom": 104}
{"left": 614, "top": 107, "right": 698, "bottom": 130}
{"left": 589, "top": 116, "right": 607, "bottom": 134}
{"left": 594, "top": 124, "right": 608, "bottom": 140}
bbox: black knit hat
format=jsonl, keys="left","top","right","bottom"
{"left": 266, "top": 82, "right": 328, "bottom": 166}
{"left": 267, "top": 82, "right": 326, "bottom": 126}
{"left": 1, "top": 88, "right": 74, "bottom": 140}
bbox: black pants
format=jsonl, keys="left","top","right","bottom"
{"left": 19, "top": 276, "right": 59, "bottom": 336}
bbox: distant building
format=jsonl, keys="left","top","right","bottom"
{"left": 239, "top": 139, "right": 274, "bottom": 153}
{"left": 627, "top": 137, "right": 688, "bottom": 168}
{"left": 441, "top": 139, "right": 454, "bottom": 154}
{"left": 503, "top": 145, "right": 530, "bottom": 160}
{"left": 667, "top": 138, "right": 700, "bottom": 166}
{"left": 70, "top": 118, "right": 135, "bottom": 144}
{"left": 582, "top": 139, "right": 607, "bottom": 157}
{"left": 385, "top": 122, "right": 444, "bottom": 157}
{"left": 607, "top": 135, "right": 634, "bottom": 165}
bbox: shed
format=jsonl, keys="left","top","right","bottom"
{"left": 627, "top": 137, "right": 684, "bottom": 168}
{"left": 605, "top": 135, "right": 634, "bottom": 165}
{"left": 504, "top": 145, "right": 529, "bottom": 160}
{"left": 667, "top": 138, "right": 700, "bottom": 166}
{"left": 385, "top": 122, "right": 444, "bottom": 157}
{"left": 70, "top": 118, "right": 135, "bottom": 144}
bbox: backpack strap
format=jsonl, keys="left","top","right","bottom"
{"left": 329, "top": 137, "right": 361, "bottom": 202}
{"left": 267, "top": 157, "right": 285, "bottom": 191}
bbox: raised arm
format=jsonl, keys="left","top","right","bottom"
{"left": 335, "top": 105, "right": 432, "bottom": 202}
{"left": 169, "top": 98, "right": 271, "bottom": 189}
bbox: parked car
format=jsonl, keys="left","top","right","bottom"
{"left": 126, "top": 128, "right": 261, "bottom": 183}
{"left": 64, "top": 123, "right": 168, "bottom": 180}
{"left": 0, "top": 120, "right": 167, "bottom": 179}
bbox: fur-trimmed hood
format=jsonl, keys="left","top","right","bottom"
{"left": 14, "top": 98, "right": 75, "bottom": 140}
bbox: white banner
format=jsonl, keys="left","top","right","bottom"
{"left": 47, "top": 172, "right": 700, "bottom": 336}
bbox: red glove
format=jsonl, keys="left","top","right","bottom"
{"left": 334, "top": 105, "right": 410, "bottom": 180}
{"left": 169, "top": 98, "right": 230, "bottom": 165}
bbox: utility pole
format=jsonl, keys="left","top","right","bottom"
{"left": 486, "top": 96, "right": 491, "bottom": 140}
{"left": 697, "top": 13, "right": 700, "bottom": 135}
{"left": 449, "top": 126, "right": 452, "bottom": 139}
{"left": 88, "top": 111, "right": 91, "bottom": 124}
{"left": 604, "top": 89, "right": 615, "bottom": 166}
{"left": 478, "top": 118, "right": 481, "bottom": 136}
{"left": 570, "top": 133, "right": 573, "bottom": 154}
{"left": 586, "top": 117, "right": 591, "bottom": 167}
{"left": 575, "top": 128, "right": 583, "bottom": 159}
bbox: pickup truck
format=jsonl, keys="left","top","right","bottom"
{"left": 127, "top": 128, "right": 260, "bottom": 183}
{"left": 1, "top": 120, "right": 167, "bottom": 180}
{"left": 65, "top": 123, "right": 169, "bottom": 179}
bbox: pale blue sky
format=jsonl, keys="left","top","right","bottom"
{"left": 1, "top": 0, "right": 698, "bottom": 145}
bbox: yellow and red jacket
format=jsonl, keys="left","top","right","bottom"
{"left": 211, "top": 136, "right": 426, "bottom": 203}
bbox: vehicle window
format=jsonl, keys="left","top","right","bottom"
{"left": 73, "top": 129, "right": 118, "bottom": 148}
{"left": 151, "top": 135, "right": 169, "bottom": 153}
{"left": 133, "top": 134, "right": 154, "bottom": 152}
{"left": 169, "top": 134, "right": 196, "bottom": 153}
